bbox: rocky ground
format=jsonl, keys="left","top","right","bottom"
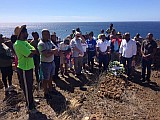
{"left": 0, "top": 66, "right": 160, "bottom": 120}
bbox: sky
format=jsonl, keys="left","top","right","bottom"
{"left": 0, "top": 0, "right": 160, "bottom": 22}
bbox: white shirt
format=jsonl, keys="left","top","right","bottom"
{"left": 96, "top": 39, "right": 111, "bottom": 52}
{"left": 119, "top": 39, "right": 137, "bottom": 58}
{"left": 81, "top": 42, "right": 88, "bottom": 52}
{"left": 38, "top": 40, "right": 57, "bottom": 62}
{"left": 59, "top": 42, "right": 70, "bottom": 51}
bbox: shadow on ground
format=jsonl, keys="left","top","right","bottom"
{"left": 129, "top": 70, "right": 160, "bottom": 91}
{"left": 46, "top": 88, "right": 67, "bottom": 115}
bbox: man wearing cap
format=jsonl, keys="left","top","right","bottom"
{"left": 141, "top": 33, "right": 157, "bottom": 82}
{"left": 14, "top": 25, "right": 37, "bottom": 113}
{"left": 38, "top": 29, "right": 58, "bottom": 99}
{"left": 96, "top": 34, "right": 111, "bottom": 73}
{"left": 70, "top": 32, "right": 85, "bottom": 76}
{"left": 119, "top": 32, "right": 137, "bottom": 80}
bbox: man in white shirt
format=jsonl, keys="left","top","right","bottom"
{"left": 70, "top": 32, "right": 85, "bottom": 76}
{"left": 96, "top": 34, "right": 111, "bottom": 73}
{"left": 119, "top": 32, "right": 137, "bottom": 79}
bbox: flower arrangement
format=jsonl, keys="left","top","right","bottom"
{"left": 108, "top": 61, "right": 125, "bottom": 76}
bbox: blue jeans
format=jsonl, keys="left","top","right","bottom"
{"left": 88, "top": 51, "right": 96, "bottom": 70}
{"left": 142, "top": 58, "right": 152, "bottom": 80}
{"left": 122, "top": 57, "right": 132, "bottom": 77}
{"left": 41, "top": 61, "right": 55, "bottom": 80}
{"left": 99, "top": 53, "right": 108, "bottom": 71}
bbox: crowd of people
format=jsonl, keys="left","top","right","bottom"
{"left": 0, "top": 23, "right": 158, "bottom": 113}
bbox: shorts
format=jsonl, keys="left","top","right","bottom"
{"left": 41, "top": 61, "right": 55, "bottom": 80}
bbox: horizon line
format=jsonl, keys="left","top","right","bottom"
{"left": 0, "top": 20, "right": 160, "bottom": 23}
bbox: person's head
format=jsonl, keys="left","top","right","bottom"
{"left": 51, "top": 32, "right": 57, "bottom": 42}
{"left": 84, "top": 33, "right": 89, "bottom": 40}
{"left": 89, "top": 31, "right": 93, "bottom": 37}
{"left": 110, "top": 35, "right": 114, "bottom": 40}
{"left": 32, "top": 32, "right": 39, "bottom": 40}
{"left": 111, "top": 29, "right": 116, "bottom": 35}
{"left": 124, "top": 32, "right": 130, "bottom": 41}
{"left": 110, "top": 23, "right": 113, "bottom": 28}
{"left": 75, "top": 32, "right": 81, "bottom": 40}
{"left": 76, "top": 28, "right": 81, "bottom": 32}
{"left": 136, "top": 33, "right": 140, "bottom": 38}
{"left": 42, "top": 29, "right": 50, "bottom": 41}
{"left": 10, "top": 35, "right": 17, "bottom": 43}
{"left": 64, "top": 38, "right": 70, "bottom": 45}
{"left": 147, "top": 33, "right": 153, "bottom": 41}
{"left": 101, "top": 34, "right": 106, "bottom": 41}
{"left": 66, "top": 35, "right": 72, "bottom": 40}
{"left": 116, "top": 32, "right": 122, "bottom": 39}
{"left": 0, "top": 34, "right": 4, "bottom": 43}
{"left": 101, "top": 29, "right": 104, "bottom": 34}
{"left": 72, "top": 29, "right": 75, "bottom": 34}
{"left": 14, "top": 25, "right": 28, "bottom": 40}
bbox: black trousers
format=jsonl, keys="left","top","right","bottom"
{"left": 54, "top": 56, "right": 60, "bottom": 77}
{"left": 33, "top": 55, "right": 40, "bottom": 83}
{"left": 0, "top": 66, "right": 13, "bottom": 88}
{"left": 99, "top": 53, "right": 108, "bottom": 71}
{"left": 17, "top": 68, "right": 35, "bottom": 110}
{"left": 142, "top": 58, "right": 152, "bottom": 80}
{"left": 88, "top": 51, "right": 96, "bottom": 70}
{"left": 121, "top": 57, "right": 132, "bottom": 77}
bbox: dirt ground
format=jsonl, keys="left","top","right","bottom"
{"left": 0, "top": 66, "right": 160, "bottom": 120}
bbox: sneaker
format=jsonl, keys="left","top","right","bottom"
{"left": 52, "top": 83, "right": 56, "bottom": 88}
{"left": 141, "top": 78, "right": 146, "bottom": 82}
{"left": 5, "top": 87, "right": 10, "bottom": 92}
{"left": 8, "top": 85, "right": 16, "bottom": 91}
{"left": 146, "top": 78, "right": 151, "bottom": 83}
{"left": 81, "top": 69, "right": 86, "bottom": 74}
{"left": 127, "top": 76, "right": 132, "bottom": 80}
{"left": 70, "top": 68, "right": 74, "bottom": 71}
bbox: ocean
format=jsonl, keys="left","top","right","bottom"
{"left": 0, "top": 22, "right": 160, "bottom": 40}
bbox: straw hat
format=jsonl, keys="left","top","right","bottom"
{"left": 14, "top": 25, "right": 26, "bottom": 38}
{"left": 116, "top": 31, "right": 121, "bottom": 35}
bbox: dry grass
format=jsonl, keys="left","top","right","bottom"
{"left": 0, "top": 67, "right": 160, "bottom": 120}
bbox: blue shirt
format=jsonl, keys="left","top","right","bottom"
{"left": 114, "top": 40, "right": 119, "bottom": 51}
{"left": 86, "top": 39, "right": 97, "bottom": 51}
